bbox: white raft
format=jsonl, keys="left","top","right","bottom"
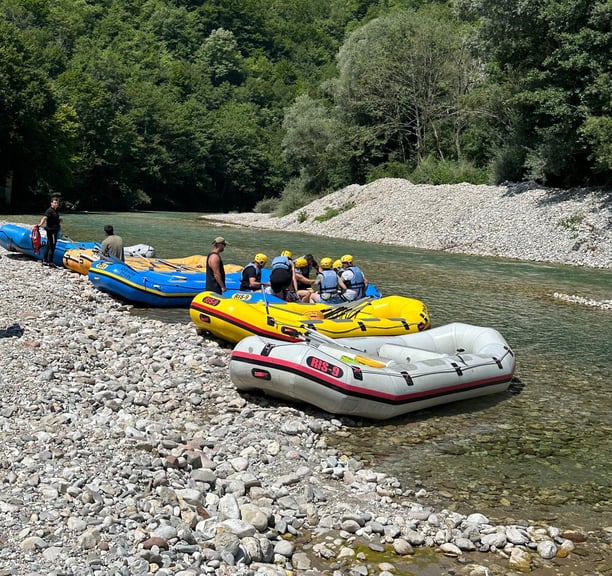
{"left": 124, "top": 243, "right": 156, "bottom": 258}
{"left": 229, "top": 322, "right": 516, "bottom": 420}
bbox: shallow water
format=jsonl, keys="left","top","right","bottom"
{"left": 4, "top": 211, "right": 611, "bottom": 536}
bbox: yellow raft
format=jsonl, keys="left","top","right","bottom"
{"left": 189, "top": 291, "right": 431, "bottom": 344}
{"left": 63, "top": 249, "right": 241, "bottom": 275}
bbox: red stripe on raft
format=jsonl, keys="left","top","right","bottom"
{"left": 231, "top": 350, "right": 513, "bottom": 404}
{"left": 190, "top": 301, "right": 300, "bottom": 342}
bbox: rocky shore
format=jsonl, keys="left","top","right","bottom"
{"left": 1, "top": 214, "right": 609, "bottom": 575}
{"left": 205, "top": 180, "right": 612, "bottom": 270}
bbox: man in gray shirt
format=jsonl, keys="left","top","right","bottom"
{"left": 101, "top": 225, "right": 125, "bottom": 261}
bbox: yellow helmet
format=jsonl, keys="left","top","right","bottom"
{"left": 254, "top": 253, "right": 268, "bottom": 265}
{"left": 320, "top": 257, "right": 333, "bottom": 269}
{"left": 295, "top": 257, "right": 308, "bottom": 268}
{"left": 281, "top": 250, "right": 293, "bottom": 259}
{"left": 341, "top": 254, "right": 353, "bottom": 264}
{"left": 333, "top": 259, "right": 342, "bottom": 270}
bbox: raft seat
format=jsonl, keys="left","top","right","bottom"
{"left": 377, "top": 343, "right": 447, "bottom": 364}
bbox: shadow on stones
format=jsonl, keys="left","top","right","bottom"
{"left": 502, "top": 181, "right": 612, "bottom": 216}
{"left": 0, "top": 323, "right": 24, "bottom": 338}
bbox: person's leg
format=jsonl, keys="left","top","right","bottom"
{"left": 43, "top": 236, "right": 51, "bottom": 264}
{"left": 47, "top": 231, "right": 58, "bottom": 265}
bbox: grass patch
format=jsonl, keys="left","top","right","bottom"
{"left": 558, "top": 213, "right": 585, "bottom": 230}
{"left": 313, "top": 201, "right": 356, "bottom": 222}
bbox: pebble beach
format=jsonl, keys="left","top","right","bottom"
{"left": 1, "top": 181, "right": 611, "bottom": 576}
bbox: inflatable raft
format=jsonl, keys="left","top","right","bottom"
{"left": 63, "top": 249, "right": 209, "bottom": 275}
{"left": 229, "top": 323, "right": 516, "bottom": 419}
{"left": 88, "top": 260, "right": 243, "bottom": 307}
{"left": 0, "top": 223, "right": 154, "bottom": 266}
{"left": 189, "top": 291, "right": 431, "bottom": 344}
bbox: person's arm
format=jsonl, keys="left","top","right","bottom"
{"left": 38, "top": 214, "right": 47, "bottom": 227}
{"left": 210, "top": 254, "right": 226, "bottom": 291}
{"left": 290, "top": 263, "right": 298, "bottom": 292}
{"left": 248, "top": 272, "right": 265, "bottom": 290}
{"left": 297, "top": 272, "right": 316, "bottom": 286}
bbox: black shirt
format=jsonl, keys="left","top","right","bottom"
{"left": 206, "top": 252, "right": 226, "bottom": 293}
{"left": 44, "top": 207, "right": 61, "bottom": 231}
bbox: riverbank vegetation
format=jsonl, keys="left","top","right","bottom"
{"left": 1, "top": 0, "right": 610, "bottom": 212}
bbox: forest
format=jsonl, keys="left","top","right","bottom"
{"left": 1, "top": 0, "right": 610, "bottom": 212}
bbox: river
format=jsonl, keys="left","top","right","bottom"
{"left": 5, "top": 210, "right": 611, "bottom": 544}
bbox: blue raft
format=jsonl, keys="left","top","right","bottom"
{"left": 0, "top": 223, "right": 98, "bottom": 266}
{"left": 88, "top": 259, "right": 243, "bottom": 307}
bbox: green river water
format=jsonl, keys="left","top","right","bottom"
{"left": 5, "top": 210, "right": 611, "bottom": 572}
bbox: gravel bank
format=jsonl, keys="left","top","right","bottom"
{"left": 1, "top": 229, "right": 608, "bottom": 574}
{"left": 204, "top": 180, "right": 612, "bottom": 270}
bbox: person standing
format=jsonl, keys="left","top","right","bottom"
{"left": 240, "top": 253, "right": 268, "bottom": 291}
{"left": 206, "top": 236, "right": 227, "bottom": 293}
{"left": 101, "top": 225, "right": 125, "bottom": 261}
{"left": 38, "top": 196, "right": 62, "bottom": 267}
{"left": 269, "top": 250, "right": 299, "bottom": 301}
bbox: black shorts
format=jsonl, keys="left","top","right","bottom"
{"left": 270, "top": 268, "right": 292, "bottom": 293}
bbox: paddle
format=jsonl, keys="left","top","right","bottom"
{"left": 300, "top": 328, "right": 387, "bottom": 368}
{"left": 261, "top": 286, "right": 277, "bottom": 327}
{"left": 322, "top": 296, "right": 373, "bottom": 320}
{"left": 153, "top": 258, "right": 204, "bottom": 273}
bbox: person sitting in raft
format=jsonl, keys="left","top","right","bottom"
{"left": 298, "top": 253, "right": 318, "bottom": 277}
{"left": 339, "top": 254, "right": 368, "bottom": 301}
{"left": 268, "top": 251, "right": 299, "bottom": 302}
{"left": 239, "top": 253, "right": 269, "bottom": 291}
{"left": 294, "top": 256, "right": 317, "bottom": 302}
{"left": 333, "top": 259, "right": 343, "bottom": 276}
{"left": 309, "top": 257, "right": 346, "bottom": 304}
{"left": 101, "top": 224, "right": 125, "bottom": 261}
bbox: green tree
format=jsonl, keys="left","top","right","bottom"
{"left": 458, "top": 0, "right": 612, "bottom": 185}
{"left": 282, "top": 94, "right": 352, "bottom": 193}
{"left": 330, "top": 6, "right": 483, "bottom": 172}
{"left": 0, "top": 12, "right": 78, "bottom": 205}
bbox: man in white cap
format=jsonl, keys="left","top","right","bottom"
{"left": 206, "top": 236, "right": 227, "bottom": 293}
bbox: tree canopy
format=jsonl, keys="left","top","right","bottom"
{"left": 1, "top": 0, "right": 609, "bottom": 212}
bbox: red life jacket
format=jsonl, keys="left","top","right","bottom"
{"left": 31, "top": 225, "right": 42, "bottom": 254}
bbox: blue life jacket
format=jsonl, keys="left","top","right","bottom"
{"left": 344, "top": 266, "right": 365, "bottom": 297}
{"left": 320, "top": 269, "right": 339, "bottom": 294}
{"left": 272, "top": 255, "right": 291, "bottom": 270}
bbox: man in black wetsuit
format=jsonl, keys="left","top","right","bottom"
{"left": 38, "top": 196, "right": 62, "bottom": 267}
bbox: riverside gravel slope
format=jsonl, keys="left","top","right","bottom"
{"left": 204, "top": 180, "right": 612, "bottom": 269}
{"left": 0, "top": 179, "right": 610, "bottom": 576}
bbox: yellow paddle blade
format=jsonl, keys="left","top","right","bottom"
{"left": 340, "top": 354, "right": 386, "bottom": 368}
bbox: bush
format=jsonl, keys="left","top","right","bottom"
{"left": 491, "top": 146, "right": 526, "bottom": 184}
{"left": 275, "top": 177, "right": 318, "bottom": 216}
{"left": 367, "top": 161, "right": 413, "bottom": 182}
{"left": 253, "top": 196, "right": 280, "bottom": 213}
{"left": 410, "top": 156, "right": 491, "bottom": 185}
